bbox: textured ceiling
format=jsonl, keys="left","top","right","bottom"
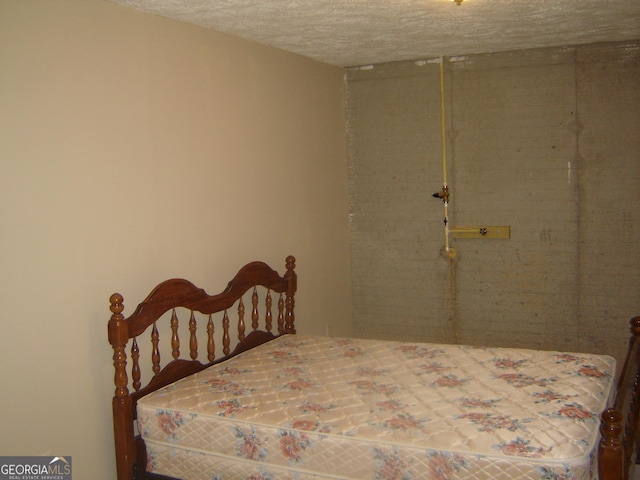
{"left": 108, "top": 0, "right": 640, "bottom": 67}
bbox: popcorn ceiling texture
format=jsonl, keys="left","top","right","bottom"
{"left": 108, "top": 0, "right": 640, "bottom": 66}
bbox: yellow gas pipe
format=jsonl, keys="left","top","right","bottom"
{"left": 433, "top": 57, "right": 459, "bottom": 341}
{"left": 433, "top": 57, "right": 456, "bottom": 260}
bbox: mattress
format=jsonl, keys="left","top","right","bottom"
{"left": 137, "top": 335, "right": 616, "bottom": 480}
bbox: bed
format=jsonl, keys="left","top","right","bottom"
{"left": 109, "top": 255, "right": 640, "bottom": 480}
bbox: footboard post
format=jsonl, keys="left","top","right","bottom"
{"left": 108, "top": 293, "right": 136, "bottom": 480}
{"left": 599, "top": 407, "right": 624, "bottom": 480}
{"left": 625, "top": 316, "right": 640, "bottom": 475}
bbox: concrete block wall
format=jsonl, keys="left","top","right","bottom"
{"left": 346, "top": 41, "right": 639, "bottom": 364}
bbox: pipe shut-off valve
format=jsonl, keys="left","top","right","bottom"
{"left": 432, "top": 185, "right": 450, "bottom": 226}
{"left": 432, "top": 185, "right": 449, "bottom": 204}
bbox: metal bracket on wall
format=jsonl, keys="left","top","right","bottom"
{"left": 449, "top": 226, "right": 511, "bottom": 239}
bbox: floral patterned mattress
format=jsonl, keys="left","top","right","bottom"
{"left": 137, "top": 335, "right": 615, "bottom": 480}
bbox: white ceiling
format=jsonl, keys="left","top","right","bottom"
{"left": 108, "top": 0, "right": 640, "bottom": 67}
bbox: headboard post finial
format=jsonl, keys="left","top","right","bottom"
{"left": 630, "top": 316, "right": 640, "bottom": 338}
{"left": 628, "top": 316, "right": 640, "bottom": 370}
{"left": 286, "top": 255, "right": 295, "bottom": 272}
{"left": 110, "top": 293, "right": 124, "bottom": 316}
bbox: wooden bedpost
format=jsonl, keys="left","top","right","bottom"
{"left": 284, "top": 255, "right": 296, "bottom": 334}
{"left": 599, "top": 315, "right": 640, "bottom": 480}
{"left": 108, "top": 293, "right": 136, "bottom": 480}
{"left": 624, "top": 316, "right": 640, "bottom": 475}
{"left": 599, "top": 407, "right": 623, "bottom": 480}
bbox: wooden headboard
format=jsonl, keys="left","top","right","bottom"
{"left": 108, "top": 255, "right": 297, "bottom": 480}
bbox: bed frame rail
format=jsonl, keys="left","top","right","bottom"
{"left": 600, "top": 316, "right": 640, "bottom": 480}
{"left": 108, "top": 256, "right": 296, "bottom": 480}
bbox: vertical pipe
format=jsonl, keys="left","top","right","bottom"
{"left": 439, "top": 57, "right": 450, "bottom": 253}
{"left": 440, "top": 57, "right": 447, "bottom": 188}
{"left": 439, "top": 57, "right": 458, "bottom": 342}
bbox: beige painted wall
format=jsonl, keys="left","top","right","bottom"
{"left": 0, "top": 1, "right": 351, "bottom": 478}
